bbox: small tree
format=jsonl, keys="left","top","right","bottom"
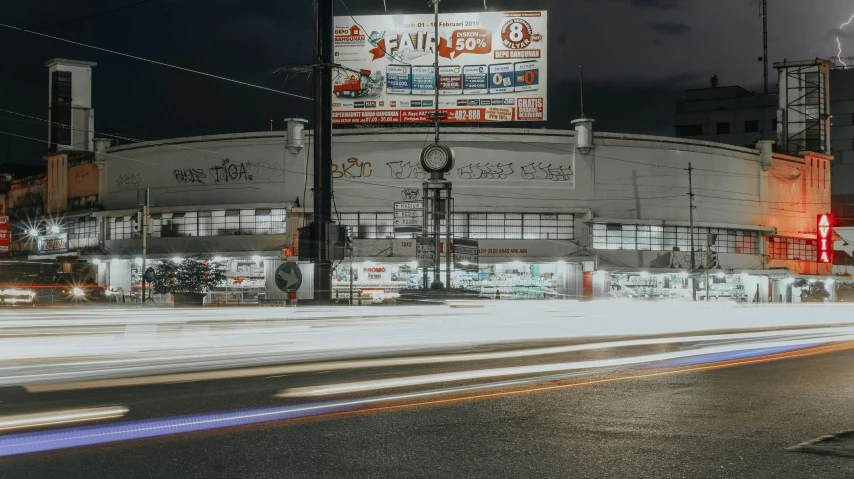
{"left": 151, "top": 255, "right": 226, "bottom": 294}
{"left": 800, "top": 281, "right": 830, "bottom": 303}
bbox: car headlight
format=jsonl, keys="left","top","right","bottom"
{"left": 73, "top": 288, "right": 85, "bottom": 297}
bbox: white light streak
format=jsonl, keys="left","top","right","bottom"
{"left": 276, "top": 335, "right": 854, "bottom": 397}
{"left": 0, "top": 406, "right": 128, "bottom": 432}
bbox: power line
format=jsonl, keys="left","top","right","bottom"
{"left": 0, "top": 23, "right": 312, "bottom": 101}
{"left": 0, "top": 130, "right": 157, "bottom": 165}
{"left": 34, "top": 0, "right": 160, "bottom": 30}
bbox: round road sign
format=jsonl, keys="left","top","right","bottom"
{"left": 274, "top": 262, "right": 303, "bottom": 293}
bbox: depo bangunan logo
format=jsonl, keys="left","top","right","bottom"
{"left": 500, "top": 18, "right": 534, "bottom": 49}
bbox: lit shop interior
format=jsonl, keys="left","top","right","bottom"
{"left": 332, "top": 261, "right": 575, "bottom": 302}
{"left": 123, "top": 256, "right": 268, "bottom": 305}
{"left": 605, "top": 271, "right": 748, "bottom": 301}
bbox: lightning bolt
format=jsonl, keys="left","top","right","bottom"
{"left": 837, "top": 13, "right": 854, "bottom": 66}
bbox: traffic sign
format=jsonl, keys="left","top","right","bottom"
{"left": 394, "top": 201, "right": 424, "bottom": 234}
{"left": 274, "top": 263, "right": 303, "bottom": 293}
{"left": 454, "top": 238, "right": 479, "bottom": 271}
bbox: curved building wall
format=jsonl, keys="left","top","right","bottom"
{"left": 94, "top": 127, "right": 829, "bottom": 275}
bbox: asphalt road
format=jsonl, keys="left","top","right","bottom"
{"left": 4, "top": 328, "right": 854, "bottom": 478}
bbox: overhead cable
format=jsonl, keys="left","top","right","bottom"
{"left": 0, "top": 23, "right": 312, "bottom": 101}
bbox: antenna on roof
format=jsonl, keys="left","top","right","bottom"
{"left": 759, "top": 0, "right": 769, "bottom": 94}
{"left": 579, "top": 65, "right": 586, "bottom": 119}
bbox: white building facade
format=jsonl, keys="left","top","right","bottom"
{"left": 31, "top": 123, "right": 831, "bottom": 304}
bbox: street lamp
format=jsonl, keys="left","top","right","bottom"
{"left": 27, "top": 228, "right": 39, "bottom": 237}
{"left": 50, "top": 225, "right": 60, "bottom": 234}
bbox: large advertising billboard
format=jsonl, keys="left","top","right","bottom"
{"left": 332, "top": 11, "right": 547, "bottom": 124}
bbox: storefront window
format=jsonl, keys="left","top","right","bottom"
{"left": 608, "top": 272, "right": 747, "bottom": 302}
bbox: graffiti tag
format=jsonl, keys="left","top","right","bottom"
{"left": 401, "top": 188, "right": 421, "bottom": 200}
{"left": 116, "top": 172, "right": 141, "bottom": 191}
{"left": 209, "top": 159, "right": 252, "bottom": 183}
{"left": 173, "top": 168, "right": 207, "bottom": 184}
{"left": 387, "top": 161, "right": 428, "bottom": 180}
{"left": 521, "top": 163, "right": 573, "bottom": 182}
{"left": 332, "top": 158, "right": 372, "bottom": 179}
{"left": 457, "top": 163, "right": 515, "bottom": 180}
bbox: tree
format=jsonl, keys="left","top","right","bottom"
{"left": 799, "top": 280, "right": 830, "bottom": 303}
{"left": 150, "top": 255, "right": 226, "bottom": 294}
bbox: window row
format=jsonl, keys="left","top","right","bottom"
{"left": 107, "top": 209, "right": 286, "bottom": 240}
{"left": 65, "top": 216, "right": 99, "bottom": 249}
{"left": 592, "top": 224, "right": 759, "bottom": 254}
{"left": 337, "top": 213, "right": 575, "bottom": 240}
{"left": 768, "top": 237, "right": 816, "bottom": 261}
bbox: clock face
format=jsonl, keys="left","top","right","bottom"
{"left": 424, "top": 147, "right": 448, "bottom": 171}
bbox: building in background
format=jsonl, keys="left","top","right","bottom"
{"left": 674, "top": 77, "right": 777, "bottom": 148}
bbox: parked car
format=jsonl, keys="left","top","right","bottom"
{"left": 1, "top": 273, "right": 107, "bottom": 305}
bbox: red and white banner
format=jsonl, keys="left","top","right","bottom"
{"left": 332, "top": 11, "right": 547, "bottom": 124}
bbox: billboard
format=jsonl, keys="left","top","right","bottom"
{"left": 332, "top": 11, "right": 547, "bottom": 124}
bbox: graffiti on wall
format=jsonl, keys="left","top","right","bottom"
{"left": 171, "top": 159, "right": 285, "bottom": 185}
{"left": 116, "top": 172, "right": 141, "bottom": 191}
{"left": 387, "top": 161, "right": 428, "bottom": 180}
{"left": 401, "top": 188, "right": 420, "bottom": 200}
{"left": 173, "top": 168, "right": 207, "bottom": 185}
{"left": 332, "top": 158, "right": 372, "bottom": 179}
{"left": 457, "top": 163, "right": 515, "bottom": 180}
{"left": 520, "top": 163, "right": 573, "bottom": 182}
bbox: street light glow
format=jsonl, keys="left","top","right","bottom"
{"left": 27, "top": 229, "right": 38, "bottom": 237}
{"left": 50, "top": 225, "right": 60, "bottom": 234}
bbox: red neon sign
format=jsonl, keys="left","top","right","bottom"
{"left": 817, "top": 213, "right": 835, "bottom": 264}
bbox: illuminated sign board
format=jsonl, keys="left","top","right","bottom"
{"left": 0, "top": 216, "right": 9, "bottom": 255}
{"left": 817, "top": 213, "right": 834, "bottom": 264}
{"left": 37, "top": 233, "right": 69, "bottom": 255}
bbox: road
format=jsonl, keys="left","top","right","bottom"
{"left": 3, "top": 312, "right": 854, "bottom": 477}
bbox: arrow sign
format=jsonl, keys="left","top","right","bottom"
{"left": 274, "top": 263, "right": 303, "bottom": 293}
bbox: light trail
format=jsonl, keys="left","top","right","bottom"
{"left": 0, "top": 407, "right": 128, "bottom": 432}
{"left": 23, "top": 327, "right": 849, "bottom": 392}
{"left": 837, "top": 13, "right": 854, "bottom": 66}
{"left": 276, "top": 335, "right": 854, "bottom": 397}
{"left": 2, "top": 341, "right": 852, "bottom": 457}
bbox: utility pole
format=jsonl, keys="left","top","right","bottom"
{"left": 433, "top": 0, "right": 441, "bottom": 145}
{"left": 688, "top": 163, "right": 696, "bottom": 301}
{"left": 760, "top": 0, "right": 768, "bottom": 94}
{"left": 141, "top": 188, "right": 149, "bottom": 306}
{"left": 705, "top": 231, "right": 711, "bottom": 302}
{"left": 312, "top": 0, "right": 334, "bottom": 302}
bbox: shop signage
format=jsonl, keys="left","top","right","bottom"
{"left": 454, "top": 238, "right": 479, "bottom": 271}
{"left": 332, "top": 11, "right": 548, "bottom": 125}
{"left": 817, "top": 213, "right": 834, "bottom": 264}
{"left": 0, "top": 216, "right": 9, "bottom": 255}
{"left": 36, "top": 233, "right": 68, "bottom": 255}
{"left": 394, "top": 201, "right": 424, "bottom": 234}
{"left": 416, "top": 237, "right": 435, "bottom": 266}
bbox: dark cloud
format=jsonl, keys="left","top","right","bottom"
{"left": 649, "top": 21, "right": 692, "bottom": 36}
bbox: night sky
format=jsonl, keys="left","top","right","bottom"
{"left": 1, "top": 0, "right": 851, "bottom": 165}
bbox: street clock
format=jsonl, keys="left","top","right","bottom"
{"left": 420, "top": 144, "right": 455, "bottom": 174}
